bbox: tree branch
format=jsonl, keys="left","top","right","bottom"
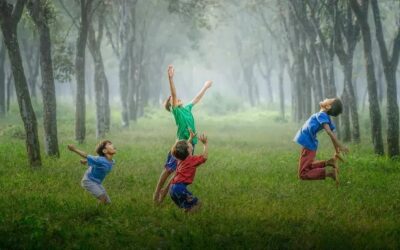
{"left": 371, "top": 0, "right": 389, "bottom": 66}
{"left": 391, "top": 27, "right": 400, "bottom": 68}
{"left": 58, "top": 0, "right": 79, "bottom": 29}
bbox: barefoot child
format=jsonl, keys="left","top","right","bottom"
{"left": 68, "top": 140, "right": 116, "bottom": 204}
{"left": 294, "top": 98, "right": 349, "bottom": 184}
{"left": 153, "top": 65, "right": 212, "bottom": 204}
{"left": 163, "top": 133, "right": 208, "bottom": 213}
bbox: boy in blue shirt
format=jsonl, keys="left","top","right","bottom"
{"left": 294, "top": 98, "right": 349, "bottom": 185}
{"left": 68, "top": 140, "right": 116, "bottom": 204}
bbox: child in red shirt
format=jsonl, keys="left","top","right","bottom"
{"left": 163, "top": 133, "right": 208, "bottom": 212}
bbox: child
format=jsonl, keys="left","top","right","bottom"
{"left": 294, "top": 98, "right": 349, "bottom": 184}
{"left": 164, "top": 133, "right": 208, "bottom": 213}
{"left": 153, "top": 65, "right": 212, "bottom": 204}
{"left": 67, "top": 140, "right": 116, "bottom": 204}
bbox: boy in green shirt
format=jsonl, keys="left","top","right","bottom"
{"left": 153, "top": 65, "right": 212, "bottom": 204}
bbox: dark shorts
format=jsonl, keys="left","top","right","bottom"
{"left": 164, "top": 143, "right": 195, "bottom": 172}
{"left": 169, "top": 183, "right": 198, "bottom": 209}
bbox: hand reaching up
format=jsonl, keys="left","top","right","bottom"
{"left": 199, "top": 133, "right": 208, "bottom": 145}
{"left": 167, "top": 65, "right": 174, "bottom": 79}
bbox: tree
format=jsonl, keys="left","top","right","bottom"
{"left": 349, "top": 0, "right": 384, "bottom": 155}
{"left": 332, "top": 0, "right": 361, "bottom": 143}
{"left": 27, "top": 0, "right": 60, "bottom": 157}
{"left": 0, "top": 0, "right": 41, "bottom": 167}
{"left": 371, "top": 0, "right": 400, "bottom": 157}
{"left": 0, "top": 40, "right": 5, "bottom": 117}
{"left": 75, "top": 0, "right": 93, "bottom": 143}
{"left": 87, "top": 2, "right": 111, "bottom": 138}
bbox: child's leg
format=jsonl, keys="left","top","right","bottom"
{"left": 81, "top": 179, "right": 111, "bottom": 204}
{"left": 170, "top": 183, "right": 199, "bottom": 211}
{"left": 153, "top": 151, "right": 177, "bottom": 203}
{"left": 298, "top": 148, "right": 326, "bottom": 180}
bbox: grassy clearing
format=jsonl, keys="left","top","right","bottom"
{"left": 0, "top": 105, "right": 399, "bottom": 249}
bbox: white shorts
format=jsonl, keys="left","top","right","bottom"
{"left": 81, "top": 178, "right": 111, "bottom": 203}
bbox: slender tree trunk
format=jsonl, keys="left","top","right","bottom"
{"left": 6, "top": 72, "right": 12, "bottom": 113}
{"left": 38, "top": 20, "right": 59, "bottom": 157}
{"left": 278, "top": 57, "right": 285, "bottom": 120}
{"left": 0, "top": 41, "right": 5, "bottom": 117}
{"left": 371, "top": 0, "right": 400, "bottom": 157}
{"left": 28, "top": 0, "right": 60, "bottom": 157}
{"left": 75, "top": 0, "right": 92, "bottom": 143}
{"left": 350, "top": 0, "right": 384, "bottom": 155}
{"left": 88, "top": 16, "right": 110, "bottom": 138}
{"left": 0, "top": 1, "right": 42, "bottom": 167}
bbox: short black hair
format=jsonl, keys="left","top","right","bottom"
{"left": 327, "top": 98, "right": 343, "bottom": 117}
{"left": 95, "top": 140, "right": 112, "bottom": 156}
{"left": 171, "top": 140, "right": 189, "bottom": 160}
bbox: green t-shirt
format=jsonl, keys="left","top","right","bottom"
{"left": 171, "top": 103, "right": 197, "bottom": 144}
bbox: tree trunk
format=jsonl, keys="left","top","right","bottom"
{"left": 0, "top": 1, "right": 42, "bottom": 167}
{"left": 6, "top": 72, "right": 12, "bottom": 113}
{"left": 88, "top": 15, "right": 110, "bottom": 138}
{"left": 278, "top": 57, "right": 285, "bottom": 120}
{"left": 28, "top": 0, "right": 60, "bottom": 157}
{"left": 0, "top": 41, "right": 5, "bottom": 117}
{"left": 75, "top": 0, "right": 92, "bottom": 143}
{"left": 371, "top": 0, "right": 400, "bottom": 157}
{"left": 350, "top": 0, "right": 384, "bottom": 155}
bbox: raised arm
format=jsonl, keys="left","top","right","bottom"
{"left": 67, "top": 144, "right": 88, "bottom": 158}
{"left": 323, "top": 124, "right": 349, "bottom": 154}
{"left": 167, "top": 65, "right": 178, "bottom": 107}
{"left": 199, "top": 133, "right": 208, "bottom": 160}
{"left": 191, "top": 80, "right": 212, "bottom": 105}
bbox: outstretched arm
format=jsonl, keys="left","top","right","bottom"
{"left": 323, "top": 124, "right": 349, "bottom": 154}
{"left": 168, "top": 65, "right": 178, "bottom": 107}
{"left": 191, "top": 80, "right": 212, "bottom": 105}
{"left": 199, "top": 133, "right": 209, "bottom": 159}
{"left": 67, "top": 144, "right": 88, "bottom": 158}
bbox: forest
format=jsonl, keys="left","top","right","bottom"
{"left": 0, "top": 0, "right": 399, "bottom": 249}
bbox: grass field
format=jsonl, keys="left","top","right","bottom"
{"left": 0, "top": 105, "right": 399, "bottom": 249}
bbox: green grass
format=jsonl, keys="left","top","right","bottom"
{"left": 0, "top": 105, "right": 400, "bottom": 249}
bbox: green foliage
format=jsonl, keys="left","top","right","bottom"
{"left": 0, "top": 107, "right": 399, "bottom": 249}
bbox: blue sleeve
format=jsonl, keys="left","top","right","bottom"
{"left": 316, "top": 112, "right": 330, "bottom": 125}
{"left": 87, "top": 155, "right": 100, "bottom": 166}
{"left": 317, "top": 112, "right": 336, "bottom": 132}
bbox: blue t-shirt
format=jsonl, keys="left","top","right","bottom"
{"left": 294, "top": 111, "right": 336, "bottom": 151}
{"left": 84, "top": 155, "right": 115, "bottom": 184}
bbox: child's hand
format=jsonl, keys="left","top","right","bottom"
{"left": 204, "top": 80, "right": 213, "bottom": 89}
{"left": 158, "top": 187, "right": 170, "bottom": 203}
{"left": 80, "top": 159, "right": 87, "bottom": 165}
{"left": 67, "top": 144, "right": 76, "bottom": 151}
{"left": 199, "top": 133, "right": 208, "bottom": 144}
{"left": 167, "top": 65, "right": 174, "bottom": 79}
{"left": 188, "top": 128, "right": 197, "bottom": 142}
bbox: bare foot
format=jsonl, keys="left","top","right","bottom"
{"left": 326, "top": 157, "right": 337, "bottom": 167}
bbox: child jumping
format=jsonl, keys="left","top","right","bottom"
{"left": 153, "top": 65, "right": 212, "bottom": 204}
{"left": 294, "top": 98, "right": 349, "bottom": 184}
{"left": 68, "top": 140, "right": 116, "bottom": 204}
{"left": 164, "top": 132, "right": 208, "bottom": 213}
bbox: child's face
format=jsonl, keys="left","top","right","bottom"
{"left": 104, "top": 143, "right": 117, "bottom": 155}
{"left": 319, "top": 98, "right": 336, "bottom": 111}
